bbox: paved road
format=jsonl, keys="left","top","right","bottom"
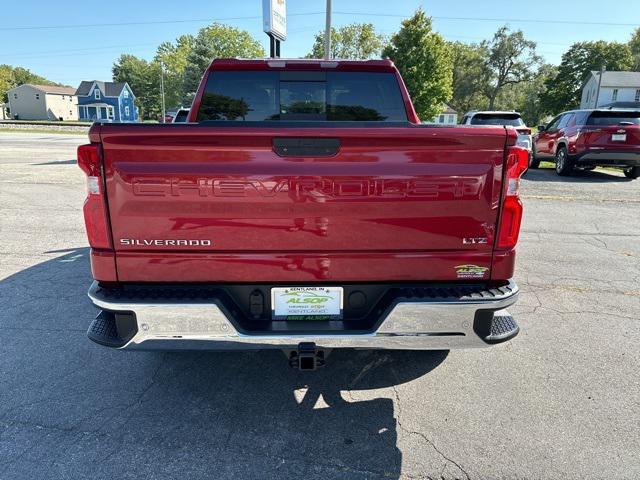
{"left": 0, "top": 132, "right": 87, "bottom": 165}
{"left": 1, "top": 132, "right": 639, "bottom": 479}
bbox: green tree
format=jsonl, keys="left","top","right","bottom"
{"left": 541, "top": 41, "right": 633, "bottom": 113}
{"left": 11, "top": 67, "right": 57, "bottom": 86}
{"left": 629, "top": 27, "right": 640, "bottom": 70}
{"left": 516, "top": 64, "right": 557, "bottom": 126}
{"left": 0, "top": 64, "right": 60, "bottom": 102}
{"left": 154, "top": 35, "right": 194, "bottom": 110}
{"left": 0, "top": 65, "right": 13, "bottom": 102}
{"left": 382, "top": 9, "right": 453, "bottom": 121}
{"left": 183, "top": 23, "right": 264, "bottom": 103}
{"left": 113, "top": 54, "right": 161, "bottom": 120}
{"left": 448, "top": 41, "right": 489, "bottom": 114}
{"left": 481, "top": 26, "right": 540, "bottom": 109}
{"left": 490, "top": 63, "right": 556, "bottom": 126}
{"left": 156, "top": 35, "right": 194, "bottom": 74}
{"left": 306, "top": 23, "right": 386, "bottom": 59}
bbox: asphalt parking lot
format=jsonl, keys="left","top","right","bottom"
{"left": 1, "top": 131, "right": 639, "bottom": 479}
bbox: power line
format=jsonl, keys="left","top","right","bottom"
{"left": 0, "top": 18, "right": 229, "bottom": 31}
{"left": 0, "top": 45, "right": 159, "bottom": 60}
{"left": 333, "top": 11, "right": 639, "bottom": 27}
{"left": 0, "top": 35, "right": 570, "bottom": 61}
{"left": 10, "top": 50, "right": 153, "bottom": 61}
{"left": 1, "top": 29, "right": 317, "bottom": 59}
{"left": 7, "top": 48, "right": 155, "bottom": 61}
{"left": 0, "top": 42, "right": 159, "bottom": 57}
{"left": 0, "top": 12, "right": 324, "bottom": 31}
{"left": 1, "top": 11, "right": 636, "bottom": 32}
{"left": 0, "top": 25, "right": 609, "bottom": 59}
{"left": 439, "top": 34, "right": 574, "bottom": 47}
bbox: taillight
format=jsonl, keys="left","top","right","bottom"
{"left": 78, "top": 144, "right": 111, "bottom": 249}
{"left": 517, "top": 128, "right": 532, "bottom": 136}
{"left": 497, "top": 146, "right": 528, "bottom": 249}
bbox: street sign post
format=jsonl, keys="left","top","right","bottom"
{"left": 262, "top": 0, "right": 286, "bottom": 58}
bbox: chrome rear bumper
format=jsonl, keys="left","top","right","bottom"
{"left": 87, "top": 280, "right": 519, "bottom": 351}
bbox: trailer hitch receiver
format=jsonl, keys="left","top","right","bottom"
{"left": 288, "top": 342, "right": 325, "bottom": 371}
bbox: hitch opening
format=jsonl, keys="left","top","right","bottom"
{"left": 288, "top": 342, "right": 325, "bottom": 371}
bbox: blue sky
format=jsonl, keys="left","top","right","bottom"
{"left": 1, "top": 0, "right": 638, "bottom": 86}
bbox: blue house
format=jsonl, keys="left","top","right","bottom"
{"left": 75, "top": 81, "right": 137, "bottom": 122}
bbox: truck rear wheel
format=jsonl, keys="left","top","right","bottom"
{"left": 624, "top": 166, "right": 639, "bottom": 179}
{"left": 555, "top": 147, "right": 572, "bottom": 176}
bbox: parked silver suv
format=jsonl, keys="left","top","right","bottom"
{"left": 460, "top": 111, "right": 532, "bottom": 152}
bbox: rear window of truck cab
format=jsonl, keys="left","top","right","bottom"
{"left": 196, "top": 71, "right": 408, "bottom": 122}
{"left": 586, "top": 111, "right": 640, "bottom": 126}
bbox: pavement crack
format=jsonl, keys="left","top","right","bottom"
{"left": 391, "top": 380, "right": 470, "bottom": 480}
{"left": 88, "top": 358, "right": 166, "bottom": 438}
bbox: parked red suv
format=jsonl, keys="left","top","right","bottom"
{"left": 531, "top": 109, "right": 640, "bottom": 178}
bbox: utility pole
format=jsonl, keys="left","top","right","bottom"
{"left": 324, "top": 0, "right": 332, "bottom": 59}
{"left": 160, "top": 61, "right": 166, "bottom": 123}
{"left": 269, "top": 34, "right": 281, "bottom": 58}
{"left": 594, "top": 64, "right": 605, "bottom": 108}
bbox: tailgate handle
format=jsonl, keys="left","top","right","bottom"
{"left": 273, "top": 137, "right": 340, "bottom": 157}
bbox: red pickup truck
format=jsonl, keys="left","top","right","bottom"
{"left": 79, "top": 59, "right": 527, "bottom": 369}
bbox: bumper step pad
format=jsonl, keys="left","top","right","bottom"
{"left": 483, "top": 314, "right": 519, "bottom": 344}
{"left": 87, "top": 311, "right": 121, "bottom": 347}
{"left": 87, "top": 310, "right": 137, "bottom": 348}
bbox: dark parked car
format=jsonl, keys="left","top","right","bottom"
{"left": 172, "top": 108, "right": 189, "bottom": 123}
{"left": 532, "top": 109, "right": 640, "bottom": 178}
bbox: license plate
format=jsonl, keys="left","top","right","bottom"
{"left": 612, "top": 134, "right": 626, "bottom": 142}
{"left": 271, "top": 286, "right": 343, "bottom": 320}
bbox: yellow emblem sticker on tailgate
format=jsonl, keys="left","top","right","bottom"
{"left": 455, "top": 264, "right": 489, "bottom": 279}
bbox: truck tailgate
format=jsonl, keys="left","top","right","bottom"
{"left": 99, "top": 124, "right": 508, "bottom": 282}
